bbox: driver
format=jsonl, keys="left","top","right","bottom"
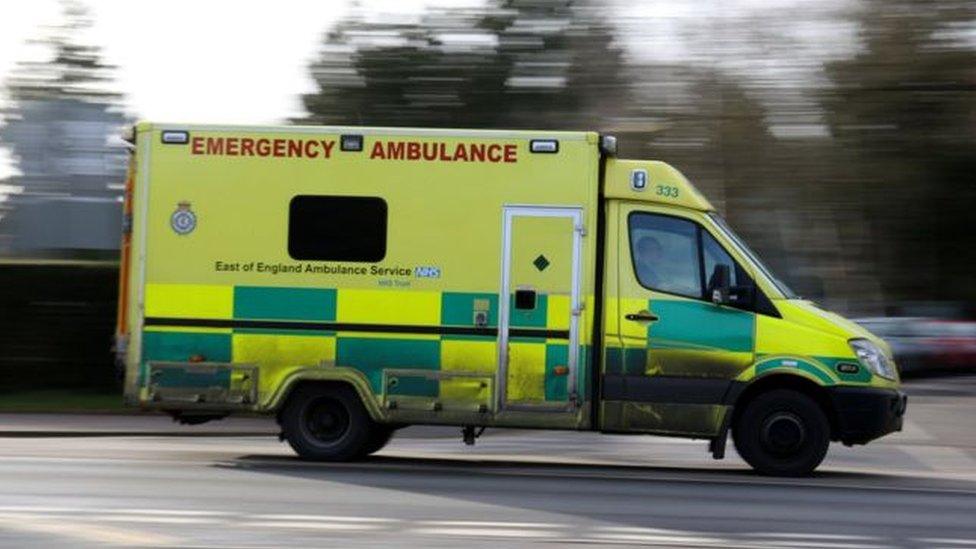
{"left": 635, "top": 236, "right": 664, "bottom": 288}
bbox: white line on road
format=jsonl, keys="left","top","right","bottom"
{"left": 1, "top": 503, "right": 972, "bottom": 549}
{"left": 0, "top": 505, "right": 194, "bottom": 514}
{"left": 97, "top": 515, "right": 223, "bottom": 525}
{"left": 419, "top": 519, "right": 564, "bottom": 528}
{"left": 899, "top": 445, "right": 976, "bottom": 474}
{"left": 898, "top": 418, "right": 937, "bottom": 442}
{"left": 0, "top": 515, "right": 176, "bottom": 546}
{"left": 250, "top": 520, "right": 384, "bottom": 531}
{"left": 746, "top": 542, "right": 884, "bottom": 549}
{"left": 411, "top": 526, "right": 558, "bottom": 538}
{"left": 598, "top": 525, "right": 707, "bottom": 533}
{"left": 748, "top": 533, "right": 879, "bottom": 540}
{"left": 115, "top": 508, "right": 233, "bottom": 516}
{"left": 249, "top": 514, "right": 397, "bottom": 523}
{"left": 590, "top": 532, "right": 729, "bottom": 545}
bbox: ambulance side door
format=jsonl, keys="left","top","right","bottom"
{"left": 602, "top": 203, "right": 756, "bottom": 436}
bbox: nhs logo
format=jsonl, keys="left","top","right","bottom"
{"left": 414, "top": 266, "right": 441, "bottom": 278}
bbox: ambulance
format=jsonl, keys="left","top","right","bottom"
{"left": 116, "top": 123, "right": 906, "bottom": 476}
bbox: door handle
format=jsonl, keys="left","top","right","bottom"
{"left": 625, "top": 310, "right": 659, "bottom": 322}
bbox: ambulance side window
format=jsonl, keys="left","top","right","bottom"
{"left": 288, "top": 195, "right": 387, "bottom": 261}
{"left": 702, "top": 230, "right": 758, "bottom": 310}
{"left": 629, "top": 213, "right": 702, "bottom": 299}
{"left": 703, "top": 231, "right": 746, "bottom": 288}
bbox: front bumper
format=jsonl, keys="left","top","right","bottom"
{"left": 828, "top": 387, "right": 907, "bottom": 445}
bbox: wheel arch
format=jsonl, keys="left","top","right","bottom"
{"left": 267, "top": 367, "right": 386, "bottom": 423}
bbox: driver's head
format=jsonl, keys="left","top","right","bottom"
{"left": 637, "top": 236, "right": 663, "bottom": 263}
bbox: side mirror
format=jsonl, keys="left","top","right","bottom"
{"left": 707, "top": 264, "right": 731, "bottom": 305}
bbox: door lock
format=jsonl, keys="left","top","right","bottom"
{"left": 625, "top": 310, "right": 659, "bottom": 322}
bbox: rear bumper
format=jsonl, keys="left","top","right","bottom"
{"left": 828, "top": 387, "right": 907, "bottom": 445}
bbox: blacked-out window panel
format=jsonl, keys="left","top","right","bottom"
{"left": 288, "top": 196, "right": 387, "bottom": 262}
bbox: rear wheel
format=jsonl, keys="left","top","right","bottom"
{"left": 280, "top": 384, "right": 374, "bottom": 461}
{"left": 733, "top": 389, "right": 830, "bottom": 476}
{"left": 360, "top": 425, "right": 395, "bottom": 457}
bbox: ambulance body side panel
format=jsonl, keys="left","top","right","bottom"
{"left": 124, "top": 125, "right": 600, "bottom": 429}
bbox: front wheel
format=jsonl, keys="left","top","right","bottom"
{"left": 280, "top": 384, "right": 375, "bottom": 461}
{"left": 733, "top": 389, "right": 830, "bottom": 477}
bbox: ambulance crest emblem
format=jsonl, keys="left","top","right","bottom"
{"left": 170, "top": 201, "right": 197, "bottom": 235}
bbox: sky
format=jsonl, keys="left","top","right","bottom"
{"left": 0, "top": 0, "right": 870, "bottom": 180}
{"left": 0, "top": 0, "right": 476, "bottom": 180}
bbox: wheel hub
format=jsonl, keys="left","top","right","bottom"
{"left": 761, "top": 412, "right": 806, "bottom": 455}
{"left": 304, "top": 398, "right": 350, "bottom": 444}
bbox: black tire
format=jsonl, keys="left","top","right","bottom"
{"left": 280, "top": 384, "right": 374, "bottom": 461}
{"left": 360, "top": 425, "right": 395, "bottom": 457}
{"left": 733, "top": 389, "right": 830, "bottom": 477}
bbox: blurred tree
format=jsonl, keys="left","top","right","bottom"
{"left": 823, "top": 0, "right": 976, "bottom": 308}
{"left": 0, "top": 0, "right": 128, "bottom": 254}
{"left": 299, "top": 0, "right": 628, "bottom": 130}
{"left": 4, "top": 0, "right": 121, "bottom": 103}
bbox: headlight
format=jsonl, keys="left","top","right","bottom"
{"left": 849, "top": 339, "right": 896, "bottom": 380}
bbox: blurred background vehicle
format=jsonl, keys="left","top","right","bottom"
{"left": 0, "top": 0, "right": 973, "bottom": 400}
{"left": 856, "top": 316, "right": 976, "bottom": 376}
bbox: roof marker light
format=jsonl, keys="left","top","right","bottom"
{"left": 529, "top": 139, "right": 559, "bottom": 154}
{"left": 161, "top": 130, "right": 189, "bottom": 144}
{"left": 341, "top": 134, "right": 364, "bottom": 152}
{"left": 600, "top": 134, "right": 618, "bottom": 155}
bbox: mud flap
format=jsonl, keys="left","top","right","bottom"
{"left": 709, "top": 407, "right": 733, "bottom": 460}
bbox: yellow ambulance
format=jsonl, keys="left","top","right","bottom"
{"left": 116, "top": 123, "right": 906, "bottom": 476}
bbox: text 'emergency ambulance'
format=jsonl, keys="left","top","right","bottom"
{"left": 190, "top": 137, "right": 336, "bottom": 159}
{"left": 369, "top": 140, "right": 517, "bottom": 163}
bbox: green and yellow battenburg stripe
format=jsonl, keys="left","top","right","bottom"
{"left": 142, "top": 283, "right": 586, "bottom": 408}
{"left": 604, "top": 296, "right": 874, "bottom": 386}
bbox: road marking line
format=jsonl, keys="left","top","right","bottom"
{"left": 0, "top": 515, "right": 176, "bottom": 546}
{"left": 754, "top": 542, "right": 884, "bottom": 549}
{"left": 919, "top": 539, "right": 976, "bottom": 546}
{"left": 0, "top": 505, "right": 92, "bottom": 513}
{"left": 897, "top": 418, "right": 936, "bottom": 442}
{"left": 0, "top": 506, "right": 232, "bottom": 518}
{"left": 420, "top": 520, "right": 563, "bottom": 528}
{"left": 568, "top": 539, "right": 784, "bottom": 549}
{"left": 411, "top": 526, "right": 557, "bottom": 538}
{"left": 249, "top": 514, "right": 396, "bottom": 523}
{"left": 117, "top": 509, "right": 232, "bottom": 516}
{"left": 0, "top": 511, "right": 223, "bottom": 526}
{"left": 749, "top": 532, "right": 880, "bottom": 540}
{"left": 593, "top": 532, "right": 729, "bottom": 545}
{"left": 597, "top": 526, "right": 701, "bottom": 533}
{"left": 97, "top": 515, "right": 223, "bottom": 525}
{"left": 249, "top": 520, "right": 383, "bottom": 531}
{"left": 899, "top": 445, "right": 976, "bottom": 474}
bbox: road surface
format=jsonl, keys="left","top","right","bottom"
{"left": 1, "top": 376, "right": 976, "bottom": 548}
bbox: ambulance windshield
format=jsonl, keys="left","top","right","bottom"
{"left": 708, "top": 213, "right": 799, "bottom": 299}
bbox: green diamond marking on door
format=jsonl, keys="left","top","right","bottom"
{"left": 533, "top": 254, "right": 550, "bottom": 272}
